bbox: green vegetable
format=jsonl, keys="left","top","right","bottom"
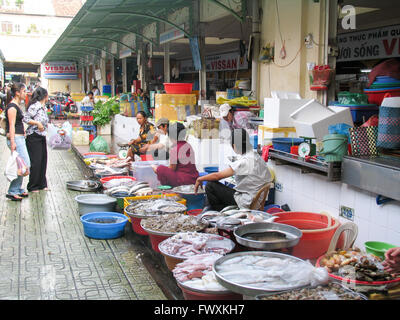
{"left": 92, "top": 96, "right": 121, "bottom": 127}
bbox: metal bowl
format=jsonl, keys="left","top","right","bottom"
{"left": 172, "top": 185, "right": 205, "bottom": 195}
{"left": 140, "top": 215, "right": 207, "bottom": 237}
{"left": 66, "top": 180, "right": 101, "bottom": 192}
{"left": 213, "top": 251, "right": 307, "bottom": 297}
{"left": 158, "top": 233, "right": 236, "bottom": 260}
{"left": 233, "top": 222, "right": 302, "bottom": 251}
{"left": 125, "top": 202, "right": 187, "bottom": 219}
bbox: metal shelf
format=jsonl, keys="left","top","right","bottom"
{"left": 268, "top": 149, "right": 342, "bottom": 181}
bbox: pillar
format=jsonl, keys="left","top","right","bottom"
{"left": 122, "top": 57, "right": 127, "bottom": 93}
{"left": 164, "top": 42, "right": 170, "bottom": 83}
{"left": 251, "top": 0, "right": 260, "bottom": 98}
{"left": 111, "top": 58, "right": 116, "bottom": 97}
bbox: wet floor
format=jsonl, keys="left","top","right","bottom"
{"left": 0, "top": 138, "right": 167, "bottom": 300}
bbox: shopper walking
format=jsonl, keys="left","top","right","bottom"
{"left": 24, "top": 87, "right": 50, "bottom": 193}
{"left": 4, "top": 83, "right": 31, "bottom": 201}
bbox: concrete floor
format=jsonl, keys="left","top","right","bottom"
{"left": 0, "top": 138, "right": 167, "bottom": 300}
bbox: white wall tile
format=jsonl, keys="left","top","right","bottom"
{"left": 340, "top": 183, "right": 356, "bottom": 209}
{"left": 353, "top": 189, "right": 373, "bottom": 222}
{"left": 324, "top": 181, "right": 341, "bottom": 210}
{"left": 387, "top": 203, "right": 400, "bottom": 233}
{"left": 386, "top": 230, "right": 400, "bottom": 247}
{"left": 353, "top": 217, "right": 369, "bottom": 249}
{"left": 368, "top": 223, "right": 389, "bottom": 243}
{"left": 370, "top": 203, "right": 389, "bottom": 228}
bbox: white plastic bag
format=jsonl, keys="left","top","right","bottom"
{"left": 62, "top": 121, "right": 72, "bottom": 137}
{"left": 47, "top": 123, "right": 58, "bottom": 144}
{"left": 4, "top": 152, "right": 18, "bottom": 182}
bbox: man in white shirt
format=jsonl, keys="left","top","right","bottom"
{"left": 92, "top": 86, "right": 100, "bottom": 96}
{"left": 195, "top": 128, "right": 272, "bottom": 211}
{"left": 141, "top": 117, "right": 171, "bottom": 160}
{"left": 81, "top": 91, "right": 95, "bottom": 106}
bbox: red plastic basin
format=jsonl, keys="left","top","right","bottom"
{"left": 187, "top": 209, "right": 203, "bottom": 216}
{"left": 164, "top": 83, "right": 193, "bottom": 94}
{"left": 149, "top": 233, "right": 170, "bottom": 253}
{"left": 364, "top": 88, "right": 400, "bottom": 105}
{"left": 178, "top": 284, "right": 242, "bottom": 300}
{"left": 273, "top": 211, "right": 341, "bottom": 260}
{"left": 131, "top": 217, "right": 148, "bottom": 236}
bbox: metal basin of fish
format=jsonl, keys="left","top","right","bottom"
{"left": 172, "top": 185, "right": 205, "bottom": 195}
{"left": 234, "top": 222, "right": 302, "bottom": 251}
{"left": 66, "top": 180, "right": 102, "bottom": 192}
{"left": 213, "top": 251, "right": 308, "bottom": 297}
{"left": 125, "top": 200, "right": 187, "bottom": 219}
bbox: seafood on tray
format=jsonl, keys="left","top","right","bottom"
{"left": 173, "top": 253, "right": 228, "bottom": 292}
{"left": 94, "top": 165, "right": 129, "bottom": 176}
{"left": 159, "top": 232, "right": 234, "bottom": 258}
{"left": 172, "top": 184, "right": 205, "bottom": 194}
{"left": 125, "top": 199, "right": 187, "bottom": 217}
{"left": 141, "top": 213, "right": 207, "bottom": 234}
{"left": 103, "top": 178, "right": 137, "bottom": 189}
{"left": 319, "top": 249, "right": 396, "bottom": 282}
{"left": 104, "top": 181, "right": 153, "bottom": 197}
{"left": 259, "top": 283, "right": 365, "bottom": 300}
{"left": 214, "top": 254, "right": 329, "bottom": 291}
{"left": 198, "top": 205, "right": 276, "bottom": 230}
{"left": 91, "top": 157, "right": 132, "bottom": 168}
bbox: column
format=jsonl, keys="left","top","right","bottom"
{"left": 251, "top": 0, "right": 260, "bottom": 97}
{"left": 111, "top": 58, "right": 116, "bottom": 97}
{"left": 164, "top": 42, "right": 170, "bottom": 83}
{"left": 122, "top": 57, "right": 127, "bottom": 93}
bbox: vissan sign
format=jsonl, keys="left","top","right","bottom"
{"left": 42, "top": 62, "right": 78, "bottom": 79}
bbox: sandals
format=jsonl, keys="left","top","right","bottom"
{"left": 19, "top": 192, "right": 29, "bottom": 198}
{"left": 6, "top": 194, "right": 23, "bottom": 201}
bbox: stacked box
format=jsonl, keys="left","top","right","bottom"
{"left": 155, "top": 94, "right": 198, "bottom": 121}
{"left": 258, "top": 125, "right": 297, "bottom": 146}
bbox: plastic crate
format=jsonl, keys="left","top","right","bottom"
{"left": 81, "top": 106, "right": 94, "bottom": 112}
{"left": 80, "top": 115, "right": 94, "bottom": 121}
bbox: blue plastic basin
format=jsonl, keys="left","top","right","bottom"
{"left": 178, "top": 193, "right": 206, "bottom": 211}
{"left": 204, "top": 166, "right": 219, "bottom": 174}
{"left": 272, "top": 138, "right": 304, "bottom": 153}
{"left": 80, "top": 212, "right": 128, "bottom": 239}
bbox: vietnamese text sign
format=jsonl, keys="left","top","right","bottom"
{"left": 160, "top": 24, "right": 185, "bottom": 45}
{"left": 337, "top": 24, "right": 400, "bottom": 62}
{"left": 180, "top": 51, "right": 248, "bottom": 74}
{"left": 42, "top": 62, "right": 78, "bottom": 79}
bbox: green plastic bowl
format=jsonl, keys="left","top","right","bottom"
{"left": 364, "top": 241, "right": 396, "bottom": 260}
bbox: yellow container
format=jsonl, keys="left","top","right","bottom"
{"left": 155, "top": 94, "right": 197, "bottom": 121}
{"left": 123, "top": 194, "right": 187, "bottom": 221}
{"left": 258, "top": 125, "right": 297, "bottom": 145}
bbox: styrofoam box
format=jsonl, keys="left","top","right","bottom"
{"left": 290, "top": 99, "right": 354, "bottom": 141}
{"left": 264, "top": 98, "right": 312, "bottom": 128}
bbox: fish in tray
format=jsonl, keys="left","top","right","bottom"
{"left": 198, "top": 206, "right": 275, "bottom": 229}
{"left": 104, "top": 181, "right": 153, "bottom": 197}
{"left": 125, "top": 199, "right": 187, "bottom": 216}
{"left": 103, "top": 178, "right": 137, "bottom": 189}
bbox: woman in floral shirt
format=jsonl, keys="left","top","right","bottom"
{"left": 24, "top": 87, "right": 50, "bottom": 192}
{"left": 127, "top": 111, "right": 155, "bottom": 160}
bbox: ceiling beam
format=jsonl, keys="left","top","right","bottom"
{"left": 206, "top": 0, "right": 244, "bottom": 22}
{"left": 75, "top": 26, "right": 157, "bottom": 46}
{"left": 53, "top": 45, "right": 119, "bottom": 59}
{"left": 66, "top": 35, "right": 137, "bottom": 52}
{"left": 87, "top": 11, "right": 191, "bottom": 37}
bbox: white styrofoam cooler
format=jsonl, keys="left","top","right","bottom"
{"left": 289, "top": 99, "right": 354, "bottom": 141}
{"left": 264, "top": 97, "right": 312, "bottom": 128}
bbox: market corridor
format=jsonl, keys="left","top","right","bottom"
{"left": 0, "top": 138, "right": 166, "bottom": 300}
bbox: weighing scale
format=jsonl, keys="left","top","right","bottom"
{"left": 117, "top": 143, "right": 129, "bottom": 159}
{"left": 298, "top": 137, "right": 316, "bottom": 157}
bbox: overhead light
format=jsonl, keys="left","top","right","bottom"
{"left": 360, "top": 69, "right": 372, "bottom": 73}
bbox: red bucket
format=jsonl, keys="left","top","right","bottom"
{"left": 273, "top": 211, "right": 341, "bottom": 260}
{"left": 131, "top": 217, "right": 148, "bottom": 236}
{"left": 164, "top": 83, "right": 193, "bottom": 94}
{"left": 178, "top": 284, "right": 242, "bottom": 300}
{"left": 140, "top": 154, "right": 154, "bottom": 161}
{"left": 187, "top": 209, "right": 203, "bottom": 216}
{"left": 364, "top": 88, "right": 400, "bottom": 105}
{"left": 149, "top": 233, "right": 170, "bottom": 253}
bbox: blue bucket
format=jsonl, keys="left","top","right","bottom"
{"left": 272, "top": 138, "right": 304, "bottom": 153}
{"left": 204, "top": 166, "right": 219, "bottom": 174}
{"left": 80, "top": 212, "right": 128, "bottom": 240}
{"left": 199, "top": 172, "right": 208, "bottom": 186}
{"left": 178, "top": 193, "right": 206, "bottom": 211}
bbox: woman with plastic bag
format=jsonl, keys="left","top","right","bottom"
{"left": 24, "top": 87, "right": 50, "bottom": 193}
{"left": 4, "top": 83, "right": 32, "bottom": 201}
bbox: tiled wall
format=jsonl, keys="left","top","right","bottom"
{"left": 269, "top": 160, "right": 400, "bottom": 249}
